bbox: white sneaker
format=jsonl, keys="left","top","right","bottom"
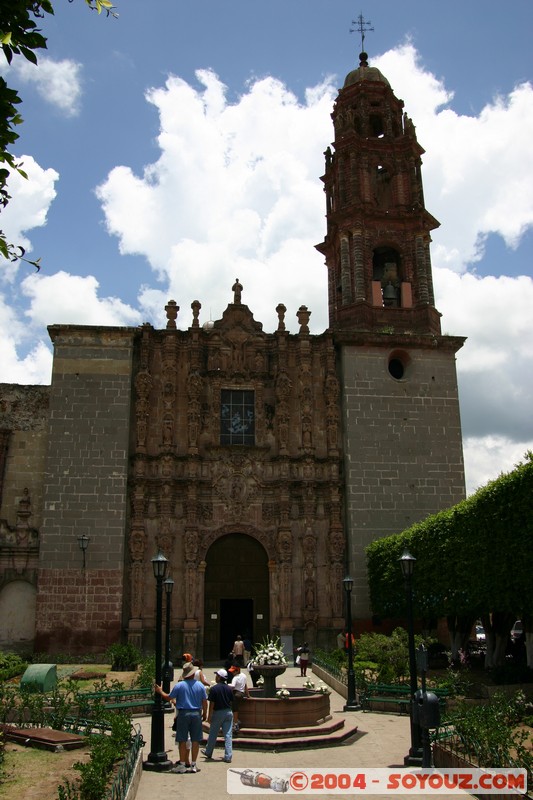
{"left": 170, "top": 763, "right": 187, "bottom": 774}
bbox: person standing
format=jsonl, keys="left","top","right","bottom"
{"left": 202, "top": 669, "right": 233, "bottom": 763}
{"left": 155, "top": 661, "right": 207, "bottom": 774}
{"left": 297, "top": 642, "right": 310, "bottom": 677}
{"left": 232, "top": 635, "right": 245, "bottom": 667}
{"left": 228, "top": 664, "right": 249, "bottom": 733}
{"left": 243, "top": 635, "right": 252, "bottom": 664}
{"left": 192, "top": 658, "right": 210, "bottom": 687}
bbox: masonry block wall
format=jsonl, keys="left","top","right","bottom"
{"left": 35, "top": 326, "right": 136, "bottom": 652}
{"left": 0, "top": 385, "right": 49, "bottom": 528}
{"left": 339, "top": 337, "right": 466, "bottom": 620}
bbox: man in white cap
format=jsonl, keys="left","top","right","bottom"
{"left": 201, "top": 668, "right": 234, "bottom": 763}
{"left": 156, "top": 660, "right": 207, "bottom": 773}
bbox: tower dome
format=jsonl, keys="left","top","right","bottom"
{"left": 343, "top": 52, "right": 390, "bottom": 88}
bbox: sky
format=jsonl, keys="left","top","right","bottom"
{"left": 0, "top": 0, "right": 532, "bottom": 497}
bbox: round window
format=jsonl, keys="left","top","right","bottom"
{"left": 388, "top": 350, "right": 410, "bottom": 380}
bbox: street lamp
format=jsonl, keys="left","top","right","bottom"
{"left": 343, "top": 576, "right": 360, "bottom": 711}
{"left": 162, "top": 576, "right": 175, "bottom": 710}
{"left": 77, "top": 534, "right": 90, "bottom": 569}
{"left": 399, "top": 550, "right": 422, "bottom": 765}
{"left": 143, "top": 551, "right": 173, "bottom": 772}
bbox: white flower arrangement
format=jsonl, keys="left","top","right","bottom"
{"left": 315, "top": 683, "right": 331, "bottom": 694}
{"left": 276, "top": 685, "right": 290, "bottom": 698}
{"left": 256, "top": 676, "right": 264, "bottom": 685}
{"left": 303, "top": 679, "right": 315, "bottom": 690}
{"left": 253, "top": 636, "right": 288, "bottom": 666}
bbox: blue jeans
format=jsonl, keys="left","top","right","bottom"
{"left": 205, "top": 708, "right": 233, "bottom": 759}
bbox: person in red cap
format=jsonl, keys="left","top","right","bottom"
{"left": 228, "top": 664, "right": 249, "bottom": 733}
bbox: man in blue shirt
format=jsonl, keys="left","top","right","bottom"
{"left": 156, "top": 660, "right": 207, "bottom": 773}
{"left": 202, "top": 668, "right": 234, "bottom": 763}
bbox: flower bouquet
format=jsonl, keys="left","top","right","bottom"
{"left": 276, "top": 684, "right": 290, "bottom": 699}
{"left": 253, "top": 636, "right": 288, "bottom": 666}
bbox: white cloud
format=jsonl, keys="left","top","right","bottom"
{"left": 0, "top": 156, "right": 58, "bottom": 279}
{"left": 463, "top": 437, "right": 533, "bottom": 497}
{"left": 2, "top": 56, "right": 83, "bottom": 116}
{"left": 97, "top": 69, "right": 334, "bottom": 332}
{"left": 0, "top": 293, "right": 52, "bottom": 384}
{"left": 21, "top": 271, "right": 143, "bottom": 328}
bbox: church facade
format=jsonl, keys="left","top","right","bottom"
{"left": 0, "top": 53, "right": 466, "bottom": 658}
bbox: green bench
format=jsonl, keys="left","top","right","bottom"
{"left": 361, "top": 683, "right": 450, "bottom": 714}
{"left": 78, "top": 686, "right": 154, "bottom": 714}
{"left": 361, "top": 683, "right": 411, "bottom": 714}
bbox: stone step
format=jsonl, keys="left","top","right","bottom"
{"left": 205, "top": 718, "right": 360, "bottom": 750}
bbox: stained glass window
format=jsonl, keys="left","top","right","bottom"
{"left": 220, "top": 389, "right": 255, "bottom": 446}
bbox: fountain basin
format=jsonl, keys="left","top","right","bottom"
{"left": 238, "top": 689, "right": 331, "bottom": 729}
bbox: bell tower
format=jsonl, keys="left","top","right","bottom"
{"left": 317, "top": 51, "right": 442, "bottom": 336}
{"left": 317, "top": 51, "right": 467, "bottom": 620}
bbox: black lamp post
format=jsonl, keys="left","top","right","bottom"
{"left": 399, "top": 550, "right": 422, "bottom": 765}
{"left": 162, "top": 576, "right": 175, "bottom": 710}
{"left": 343, "top": 576, "right": 360, "bottom": 711}
{"left": 143, "top": 551, "right": 173, "bottom": 772}
{"left": 77, "top": 534, "right": 90, "bottom": 569}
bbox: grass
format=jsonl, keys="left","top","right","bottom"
{"left": 0, "top": 742, "right": 90, "bottom": 800}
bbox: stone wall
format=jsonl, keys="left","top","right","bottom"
{"left": 339, "top": 337, "right": 466, "bottom": 619}
{"left": 35, "top": 326, "right": 136, "bottom": 652}
{"left": 0, "top": 384, "right": 49, "bottom": 529}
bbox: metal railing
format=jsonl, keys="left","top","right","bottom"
{"left": 106, "top": 726, "right": 144, "bottom": 800}
{"left": 312, "top": 653, "right": 347, "bottom": 685}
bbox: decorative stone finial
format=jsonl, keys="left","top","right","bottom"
{"left": 297, "top": 305, "right": 311, "bottom": 334}
{"left": 191, "top": 300, "right": 201, "bottom": 328}
{"left": 165, "top": 299, "right": 179, "bottom": 329}
{"left": 276, "top": 303, "right": 286, "bottom": 331}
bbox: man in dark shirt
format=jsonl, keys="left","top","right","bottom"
{"left": 201, "top": 668, "right": 234, "bottom": 763}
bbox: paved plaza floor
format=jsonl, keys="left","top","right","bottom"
{"left": 133, "top": 665, "right": 460, "bottom": 800}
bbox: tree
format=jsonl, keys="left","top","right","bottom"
{"left": 367, "top": 452, "right": 533, "bottom": 667}
{"left": 0, "top": 0, "right": 117, "bottom": 268}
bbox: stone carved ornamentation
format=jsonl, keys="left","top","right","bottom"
{"left": 279, "top": 562, "right": 292, "bottom": 618}
{"left": 276, "top": 528, "right": 292, "bottom": 562}
{"left": 184, "top": 529, "right": 198, "bottom": 562}
{"left": 130, "top": 527, "right": 146, "bottom": 561}
{"left": 134, "top": 370, "right": 152, "bottom": 451}
{"left": 16, "top": 488, "right": 31, "bottom": 529}
{"left": 187, "top": 371, "right": 202, "bottom": 453}
{"left": 275, "top": 371, "right": 291, "bottom": 454}
{"left": 130, "top": 562, "right": 145, "bottom": 619}
{"left": 301, "top": 527, "right": 317, "bottom": 613}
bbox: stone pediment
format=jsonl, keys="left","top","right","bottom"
{"left": 212, "top": 303, "right": 263, "bottom": 336}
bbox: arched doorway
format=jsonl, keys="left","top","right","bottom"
{"left": 204, "top": 533, "right": 270, "bottom": 661}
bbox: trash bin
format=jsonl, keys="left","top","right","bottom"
{"left": 20, "top": 664, "right": 57, "bottom": 692}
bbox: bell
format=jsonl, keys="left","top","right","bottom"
{"left": 383, "top": 281, "right": 398, "bottom": 306}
